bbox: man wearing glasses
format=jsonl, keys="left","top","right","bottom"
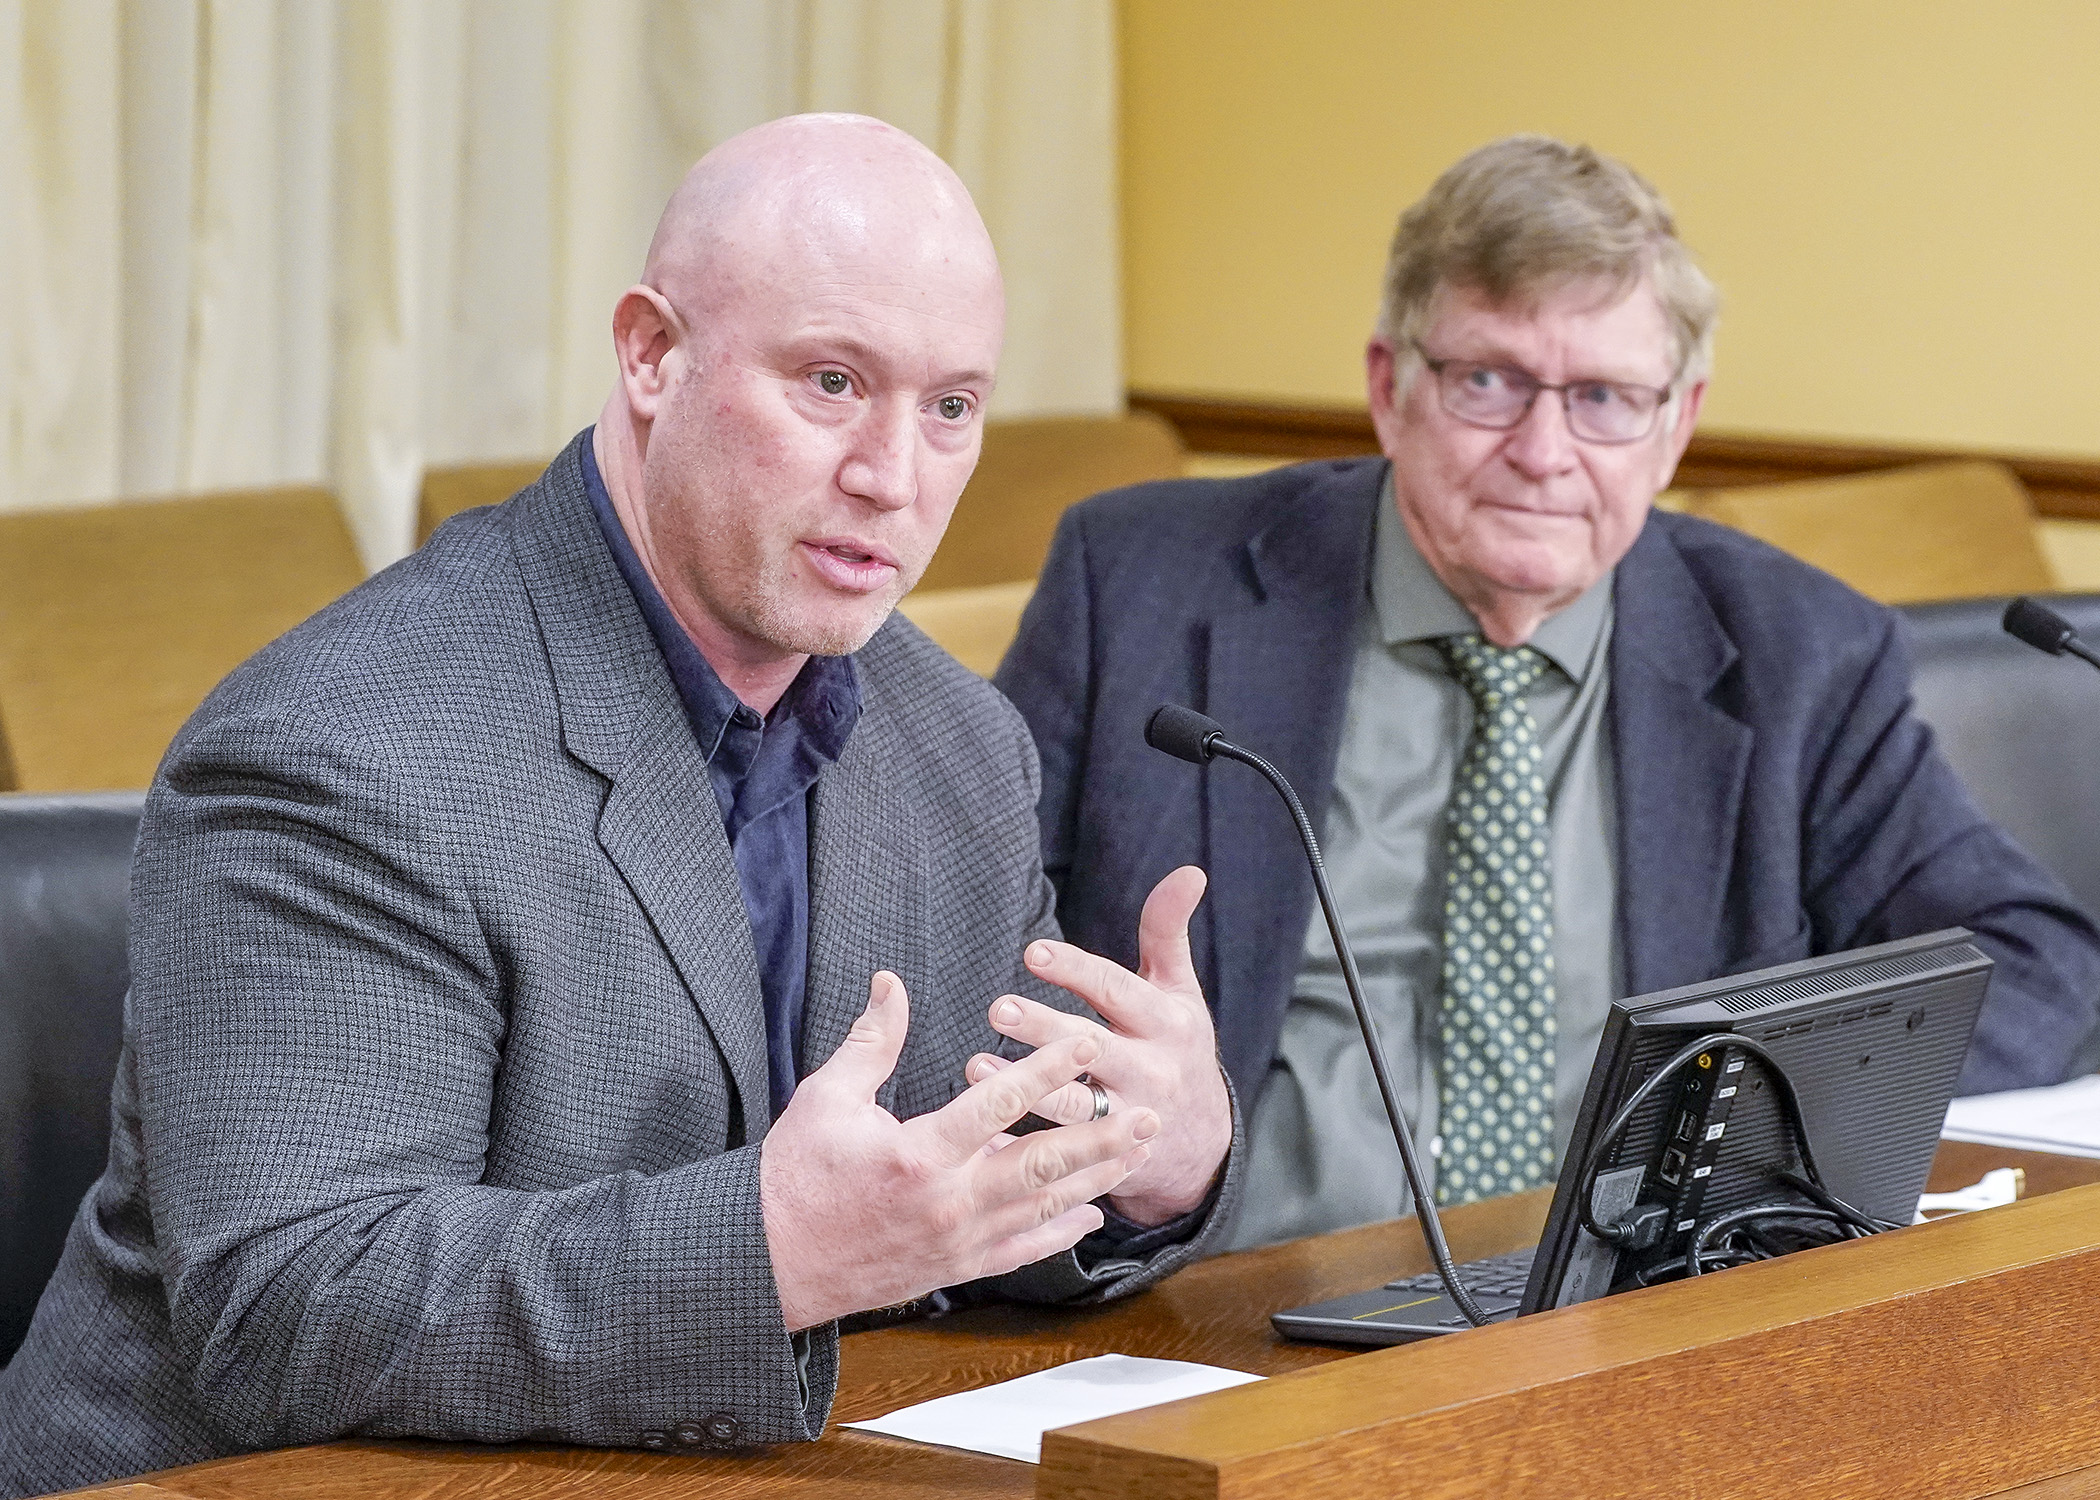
{"left": 995, "top": 135, "right": 2100, "bottom": 1249}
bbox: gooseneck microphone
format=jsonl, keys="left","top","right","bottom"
{"left": 1144, "top": 704, "right": 1493, "bottom": 1328}
{"left": 2004, "top": 596, "right": 2100, "bottom": 672}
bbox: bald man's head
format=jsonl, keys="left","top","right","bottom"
{"left": 594, "top": 114, "right": 1006, "bottom": 706}
{"left": 642, "top": 114, "right": 999, "bottom": 317}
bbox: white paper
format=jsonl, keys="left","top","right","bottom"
{"left": 842, "top": 1353, "right": 1264, "bottom": 1463}
{"left": 1941, "top": 1073, "right": 2100, "bottom": 1159}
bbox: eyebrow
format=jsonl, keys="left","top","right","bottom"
{"left": 1439, "top": 340, "right": 1668, "bottom": 387}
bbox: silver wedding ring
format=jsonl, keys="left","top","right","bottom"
{"left": 1078, "top": 1072, "right": 1110, "bottom": 1121}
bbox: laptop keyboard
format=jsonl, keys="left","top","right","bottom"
{"left": 1384, "top": 1244, "right": 1537, "bottom": 1299}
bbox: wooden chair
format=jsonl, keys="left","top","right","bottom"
{"left": 895, "top": 581, "right": 1035, "bottom": 678}
{"left": 419, "top": 460, "right": 547, "bottom": 546}
{"left": 0, "top": 489, "right": 365, "bottom": 791}
{"left": 918, "top": 411, "right": 1184, "bottom": 591}
{"left": 1674, "top": 460, "right": 2052, "bottom": 604}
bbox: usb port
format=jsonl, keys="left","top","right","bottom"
{"left": 1659, "top": 1148, "right": 1686, "bottom": 1185}
{"left": 1674, "top": 1111, "right": 1696, "bottom": 1142}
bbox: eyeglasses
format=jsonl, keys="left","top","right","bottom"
{"left": 1410, "top": 340, "right": 1676, "bottom": 445}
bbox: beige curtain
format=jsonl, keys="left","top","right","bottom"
{"left": 0, "top": 0, "right": 1120, "bottom": 567}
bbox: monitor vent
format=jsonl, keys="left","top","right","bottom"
{"left": 1712, "top": 946, "right": 1958, "bottom": 1016}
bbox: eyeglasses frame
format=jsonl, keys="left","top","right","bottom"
{"left": 1406, "top": 338, "right": 1682, "bottom": 446}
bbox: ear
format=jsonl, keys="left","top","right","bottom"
{"left": 612, "top": 285, "right": 684, "bottom": 422}
{"left": 1365, "top": 338, "right": 1408, "bottom": 458}
{"left": 1656, "top": 378, "right": 1708, "bottom": 490}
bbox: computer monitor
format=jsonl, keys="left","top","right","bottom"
{"left": 1275, "top": 929, "right": 1989, "bottom": 1344}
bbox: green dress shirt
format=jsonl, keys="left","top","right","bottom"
{"left": 1225, "top": 477, "right": 1622, "bottom": 1250}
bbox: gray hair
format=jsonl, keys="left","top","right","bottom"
{"left": 1375, "top": 135, "right": 1718, "bottom": 394}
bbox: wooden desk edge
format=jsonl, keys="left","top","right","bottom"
{"left": 1039, "top": 1182, "right": 2100, "bottom": 1500}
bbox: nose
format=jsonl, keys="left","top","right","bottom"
{"left": 1501, "top": 391, "right": 1580, "bottom": 481}
{"left": 836, "top": 400, "right": 920, "bottom": 512}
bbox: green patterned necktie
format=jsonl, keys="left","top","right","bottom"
{"left": 1434, "top": 635, "right": 1558, "bottom": 1206}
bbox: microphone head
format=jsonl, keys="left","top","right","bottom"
{"left": 2005, "top": 596, "right": 2078, "bottom": 656}
{"left": 1146, "top": 704, "right": 1225, "bottom": 764}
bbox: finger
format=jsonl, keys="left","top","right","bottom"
{"left": 805, "top": 970, "right": 910, "bottom": 1104}
{"left": 1136, "top": 865, "right": 1207, "bottom": 993}
{"left": 979, "top": 1141, "right": 1153, "bottom": 1251}
{"left": 988, "top": 993, "right": 1111, "bottom": 1051}
{"left": 976, "top": 1202, "right": 1108, "bottom": 1280}
{"left": 1023, "top": 939, "right": 1169, "bottom": 1040}
{"left": 969, "top": 1053, "right": 1111, "bottom": 1127}
{"left": 972, "top": 1110, "right": 1158, "bottom": 1212}
{"left": 920, "top": 1032, "right": 1100, "bottom": 1166}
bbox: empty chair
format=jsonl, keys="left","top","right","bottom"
{"left": 896, "top": 581, "right": 1035, "bottom": 677}
{"left": 1901, "top": 594, "right": 2100, "bottom": 919}
{"left": 0, "top": 488, "right": 366, "bottom": 791}
{"left": 0, "top": 791, "right": 144, "bottom": 1365}
{"left": 418, "top": 459, "right": 549, "bottom": 547}
{"left": 915, "top": 412, "right": 1185, "bottom": 591}
{"left": 1679, "top": 461, "right": 2052, "bottom": 605}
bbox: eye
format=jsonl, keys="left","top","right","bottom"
{"left": 1569, "top": 381, "right": 1621, "bottom": 409}
{"left": 814, "top": 370, "right": 850, "bottom": 396}
{"left": 936, "top": 394, "right": 972, "bottom": 421}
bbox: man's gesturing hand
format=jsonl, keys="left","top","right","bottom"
{"left": 965, "top": 866, "right": 1231, "bottom": 1228}
{"left": 760, "top": 970, "right": 1158, "bottom": 1332}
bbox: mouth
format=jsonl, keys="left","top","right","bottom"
{"left": 798, "top": 538, "right": 901, "bottom": 594}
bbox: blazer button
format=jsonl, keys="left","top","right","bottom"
{"left": 639, "top": 1429, "right": 669, "bottom": 1450}
{"left": 671, "top": 1419, "right": 708, "bottom": 1448}
{"left": 702, "top": 1412, "right": 742, "bottom": 1446}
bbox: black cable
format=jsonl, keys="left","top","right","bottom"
{"left": 1772, "top": 1168, "right": 1903, "bottom": 1234}
{"left": 1683, "top": 1203, "right": 1849, "bottom": 1276}
{"left": 1208, "top": 739, "right": 1496, "bottom": 1329}
{"left": 1575, "top": 1030, "right": 1830, "bottom": 1250}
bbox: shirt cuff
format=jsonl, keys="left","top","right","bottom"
{"left": 1078, "top": 1170, "right": 1227, "bottom": 1265}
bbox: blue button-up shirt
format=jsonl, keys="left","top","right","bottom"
{"left": 582, "top": 437, "right": 862, "bottom": 1118}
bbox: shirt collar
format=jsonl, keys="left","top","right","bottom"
{"left": 579, "top": 430, "right": 861, "bottom": 767}
{"left": 1369, "top": 467, "right": 1614, "bottom": 684}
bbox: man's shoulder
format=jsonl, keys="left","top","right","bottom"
{"left": 1632, "top": 509, "right": 1901, "bottom": 678}
{"left": 1640, "top": 508, "right": 1895, "bottom": 630}
{"left": 177, "top": 495, "right": 549, "bottom": 759}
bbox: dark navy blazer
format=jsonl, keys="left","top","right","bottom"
{"left": 994, "top": 457, "right": 2100, "bottom": 1104}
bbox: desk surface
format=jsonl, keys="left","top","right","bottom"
{"left": 69, "top": 1141, "right": 2100, "bottom": 1500}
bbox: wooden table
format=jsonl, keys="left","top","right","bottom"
{"left": 66, "top": 1142, "right": 2100, "bottom": 1500}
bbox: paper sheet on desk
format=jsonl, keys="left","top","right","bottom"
{"left": 842, "top": 1353, "right": 1263, "bottom": 1463}
{"left": 1942, "top": 1073, "right": 2100, "bottom": 1158}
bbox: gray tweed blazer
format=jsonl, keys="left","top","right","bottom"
{"left": 0, "top": 435, "right": 1242, "bottom": 1498}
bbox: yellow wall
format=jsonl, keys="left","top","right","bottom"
{"left": 1121, "top": 2, "right": 2100, "bottom": 459}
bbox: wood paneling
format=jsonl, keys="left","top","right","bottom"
{"left": 1128, "top": 392, "right": 2100, "bottom": 522}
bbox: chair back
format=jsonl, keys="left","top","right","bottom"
{"left": 1681, "top": 461, "right": 2052, "bottom": 604}
{"left": 1901, "top": 594, "right": 2100, "bottom": 919}
{"left": 418, "top": 459, "right": 550, "bottom": 546}
{"left": 915, "top": 412, "right": 1185, "bottom": 591}
{"left": 0, "top": 791, "right": 143, "bottom": 1366}
{"left": 0, "top": 488, "right": 365, "bottom": 791}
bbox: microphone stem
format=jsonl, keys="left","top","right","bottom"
{"left": 1209, "top": 740, "right": 1494, "bottom": 1328}
{"left": 2069, "top": 638, "right": 2100, "bottom": 674}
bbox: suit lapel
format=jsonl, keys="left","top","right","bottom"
{"left": 1200, "top": 462, "right": 1382, "bottom": 1099}
{"left": 510, "top": 434, "right": 772, "bottom": 1145}
{"left": 1610, "top": 519, "right": 1753, "bottom": 996}
{"left": 805, "top": 708, "right": 928, "bottom": 1115}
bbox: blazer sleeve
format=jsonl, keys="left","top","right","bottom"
{"left": 1797, "top": 611, "right": 2100, "bottom": 1091}
{"left": 130, "top": 710, "right": 832, "bottom": 1452}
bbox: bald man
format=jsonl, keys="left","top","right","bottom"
{"left": 0, "top": 115, "right": 1238, "bottom": 1498}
